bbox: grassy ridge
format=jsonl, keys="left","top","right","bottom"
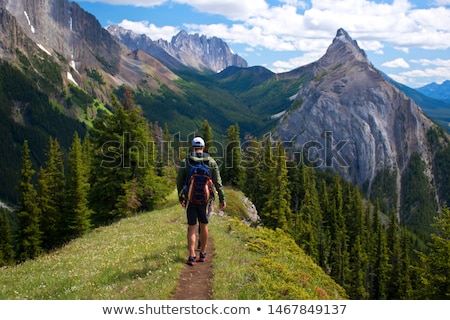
{"left": 0, "top": 188, "right": 346, "bottom": 300}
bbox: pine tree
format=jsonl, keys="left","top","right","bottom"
{"left": 328, "top": 175, "right": 350, "bottom": 286}
{"left": 160, "top": 123, "right": 175, "bottom": 178}
{"left": 0, "top": 210, "right": 14, "bottom": 266}
{"left": 317, "top": 179, "right": 331, "bottom": 268}
{"left": 37, "top": 137, "right": 65, "bottom": 250}
{"left": 417, "top": 206, "right": 450, "bottom": 299}
{"left": 201, "top": 120, "right": 214, "bottom": 154}
{"left": 370, "top": 207, "right": 389, "bottom": 299}
{"left": 15, "top": 140, "right": 42, "bottom": 262}
{"left": 295, "top": 166, "right": 321, "bottom": 262}
{"left": 347, "top": 235, "right": 369, "bottom": 299}
{"left": 241, "top": 136, "right": 263, "bottom": 209}
{"left": 223, "top": 124, "right": 244, "bottom": 188}
{"left": 398, "top": 230, "right": 413, "bottom": 299}
{"left": 386, "top": 210, "right": 402, "bottom": 299}
{"left": 259, "top": 140, "right": 291, "bottom": 230}
{"left": 65, "top": 132, "right": 92, "bottom": 239}
{"left": 89, "top": 93, "right": 169, "bottom": 225}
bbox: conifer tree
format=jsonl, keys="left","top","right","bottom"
{"left": 347, "top": 235, "right": 369, "bottom": 299}
{"left": 295, "top": 166, "right": 321, "bottom": 262}
{"left": 89, "top": 93, "right": 168, "bottom": 225}
{"left": 258, "top": 140, "right": 288, "bottom": 229}
{"left": 89, "top": 94, "right": 149, "bottom": 224}
{"left": 0, "top": 210, "right": 14, "bottom": 266}
{"left": 370, "top": 207, "right": 389, "bottom": 299}
{"left": 223, "top": 124, "right": 244, "bottom": 188}
{"left": 160, "top": 123, "right": 175, "bottom": 178}
{"left": 201, "top": 120, "right": 214, "bottom": 154}
{"left": 417, "top": 206, "right": 450, "bottom": 299}
{"left": 386, "top": 210, "right": 402, "bottom": 299}
{"left": 398, "top": 230, "right": 413, "bottom": 299}
{"left": 288, "top": 164, "right": 304, "bottom": 218}
{"left": 317, "top": 179, "right": 331, "bottom": 268}
{"left": 65, "top": 132, "right": 92, "bottom": 239}
{"left": 241, "top": 136, "right": 263, "bottom": 209}
{"left": 328, "top": 175, "right": 350, "bottom": 286}
{"left": 153, "top": 121, "right": 164, "bottom": 176}
{"left": 15, "top": 140, "right": 42, "bottom": 262}
{"left": 37, "top": 137, "right": 65, "bottom": 250}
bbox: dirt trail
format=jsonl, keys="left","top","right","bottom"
{"left": 172, "top": 236, "right": 214, "bottom": 300}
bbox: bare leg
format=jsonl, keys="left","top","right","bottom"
{"left": 199, "top": 223, "right": 208, "bottom": 253}
{"left": 188, "top": 225, "right": 197, "bottom": 257}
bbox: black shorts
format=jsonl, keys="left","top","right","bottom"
{"left": 186, "top": 201, "right": 212, "bottom": 225}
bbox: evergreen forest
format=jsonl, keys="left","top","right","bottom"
{"left": 0, "top": 88, "right": 449, "bottom": 300}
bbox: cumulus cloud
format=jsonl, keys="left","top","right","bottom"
{"left": 118, "top": 20, "right": 179, "bottom": 40}
{"left": 391, "top": 58, "right": 450, "bottom": 87}
{"left": 87, "top": 0, "right": 450, "bottom": 53}
{"left": 382, "top": 58, "right": 410, "bottom": 68}
{"left": 272, "top": 51, "right": 324, "bottom": 72}
{"left": 80, "top": 0, "right": 166, "bottom": 6}
{"left": 174, "top": 0, "right": 269, "bottom": 20}
{"left": 83, "top": 0, "right": 450, "bottom": 86}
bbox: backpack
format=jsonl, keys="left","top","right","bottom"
{"left": 183, "top": 161, "right": 213, "bottom": 205}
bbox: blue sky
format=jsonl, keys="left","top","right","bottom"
{"left": 77, "top": 0, "right": 450, "bottom": 88}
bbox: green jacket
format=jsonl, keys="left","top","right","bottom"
{"left": 176, "top": 152, "right": 225, "bottom": 203}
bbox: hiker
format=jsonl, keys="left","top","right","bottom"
{"left": 177, "top": 136, "right": 226, "bottom": 266}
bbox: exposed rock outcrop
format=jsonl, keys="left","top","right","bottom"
{"left": 274, "top": 29, "right": 437, "bottom": 212}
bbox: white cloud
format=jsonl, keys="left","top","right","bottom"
{"left": 433, "top": 0, "right": 450, "bottom": 6}
{"left": 271, "top": 51, "right": 324, "bottom": 72}
{"left": 392, "top": 62, "right": 450, "bottom": 88}
{"left": 174, "top": 0, "right": 269, "bottom": 20}
{"left": 79, "top": 0, "right": 166, "bottom": 6}
{"left": 92, "top": 0, "right": 450, "bottom": 55}
{"left": 118, "top": 20, "right": 179, "bottom": 40}
{"left": 411, "top": 58, "right": 450, "bottom": 67}
{"left": 84, "top": 0, "right": 450, "bottom": 86}
{"left": 382, "top": 58, "right": 410, "bottom": 68}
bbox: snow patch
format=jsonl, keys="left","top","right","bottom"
{"left": 69, "top": 59, "right": 79, "bottom": 73}
{"left": 289, "top": 93, "right": 298, "bottom": 101}
{"left": 271, "top": 111, "right": 286, "bottom": 119}
{"left": 67, "top": 72, "right": 78, "bottom": 86}
{"left": 24, "top": 11, "right": 35, "bottom": 34}
{"left": 0, "top": 200, "right": 13, "bottom": 211}
{"left": 37, "top": 43, "right": 52, "bottom": 56}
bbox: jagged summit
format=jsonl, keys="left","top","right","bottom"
{"left": 317, "top": 28, "right": 370, "bottom": 68}
{"left": 108, "top": 25, "right": 248, "bottom": 72}
{"left": 274, "top": 28, "right": 438, "bottom": 213}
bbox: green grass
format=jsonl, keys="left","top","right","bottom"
{"left": 0, "top": 188, "right": 347, "bottom": 300}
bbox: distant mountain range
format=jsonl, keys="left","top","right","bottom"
{"left": 417, "top": 80, "right": 450, "bottom": 103}
{"left": 107, "top": 25, "right": 248, "bottom": 72}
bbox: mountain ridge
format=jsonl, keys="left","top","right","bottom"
{"left": 274, "top": 29, "right": 446, "bottom": 222}
{"left": 417, "top": 80, "right": 450, "bottom": 103}
{"left": 108, "top": 25, "right": 248, "bottom": 73}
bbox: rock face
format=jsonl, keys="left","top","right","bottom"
{"left": 108, "top": 26, "right": 248, "bottom": 72}
{"left": 1, "top": 0, "right": 121, "bottom": 74}
{"left": 274, "top": 29, "right": 436, "bottom": 209}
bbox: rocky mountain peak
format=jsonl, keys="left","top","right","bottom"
{"left": 317, "top": 28, "right": 370, "bottom": 69}
{"left": 108, "top": 25, "right": 248, "bottom": 72}
{"left": 274, "top": 28, "right": 438, "bottom": 213}
{"left": 1, "top": 0, "right": 121, "bottom": 76}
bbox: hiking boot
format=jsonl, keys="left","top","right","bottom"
{"left": 198, "top": 252, "right": 207, "bottom": 262}
{"left": 187, "top": 256, "right": 196, "bottom": 266}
